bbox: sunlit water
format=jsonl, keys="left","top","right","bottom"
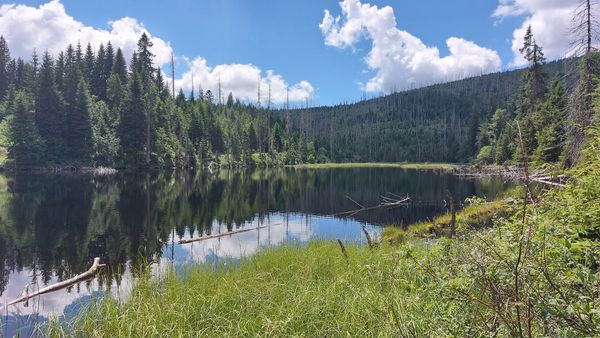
{"left": 0, "top": 168, "right": 512, "bottom": 336}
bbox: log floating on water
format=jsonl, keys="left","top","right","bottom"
{"left": 6, "top": 257, "right": 105, "bottom": 306}
{"left": 179, "top": 225, "right": 271, "bottom": 244}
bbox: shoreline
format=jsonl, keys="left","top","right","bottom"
{"left": 287, "top": 162, "right": 464, "bottom": 170}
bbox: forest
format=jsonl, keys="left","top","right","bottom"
{"left": 0, "top": 34, "right": 323, "bottom": 169}
{"left": 283, "top": 55, "right": 575, "bottom": 165}
{"left": 0, "top": 23, "right": 595, "bottom": 169}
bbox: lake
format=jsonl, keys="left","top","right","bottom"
{"left": 0, "top": 167, "right": 511, "bottom": 336}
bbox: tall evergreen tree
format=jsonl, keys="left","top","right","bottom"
{"left": 92, "top": 43, "right": 107, "bottom": 100}
{"left": 112, "top": 48, "right": 127, "bottom": 83}
{"left": 120, "top": 71, "right": 146, "bottom": 166}
{"left": 0, "top": 36, "right": 10, "bottom": 99}
{"left": 35, "top": 52, "right": 65, "bottom": 162}
{"left": 55, "top": 51, "right": 65, "bottom": 92}
{"left": 83, "top": 43, "right": 95, "bottom": 84}
{"left": 8, "top": 90, "right": 45, "bottom": 165}
{"left": 65, "top": 78, "right": 93, "bottom": 162}
{"left": 535, "top": 78, "right": 567, "bottom": 163}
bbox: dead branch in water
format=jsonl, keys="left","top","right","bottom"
{"left": 330, "top": 194, "right": 410, "bottom": 217}
{"left": 6, "top": 257, "right": 105, "bottom": 307}
{"left": 179, "top": 225, "right": 274, "bottom": 244}
{"left": 457, "top": 166, "right": 567, "bottom": 188}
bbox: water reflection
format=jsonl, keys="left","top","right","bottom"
{"left": 0, "top": 168, "right": 511, "bottom": 335}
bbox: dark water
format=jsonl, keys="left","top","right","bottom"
{"left": 0, "top": 168, "right": 511, "bottom": 336}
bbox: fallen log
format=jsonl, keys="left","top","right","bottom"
{"left": 7, "top": 257, "right": 105, "bottom": 306}
{"left": 179, "top": 225, "right": 270, "bottom": 244}
{"left": 532, "top": 178, "right": 566, "bottom": 187}
{"left": 330, "top": 195, "right": 410, "bottom": 217}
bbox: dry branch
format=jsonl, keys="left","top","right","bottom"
{"left": 179, "top": 225, "right": 270, "bottom": 244}
{"left": 6, "top": 257, "right": 105, "bottom": 306}
{"left": 330, "top": 194, "right": 410, "bottom": 217}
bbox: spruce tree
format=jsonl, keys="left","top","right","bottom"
{"left": 55, "top": 51, "right": 65, "bottom": 92}
{"left": 535, "top": 78, "right": 566, "bottom": 163}
{"left": 65, "top": 78, "right": 93, "bottom": 163}
{"left": 83, "top": 43, "right": 95, "bottom": 84}
{"left": 0, "top": 36, "right": 10, "bottom": 99}
{"left": 119, "top": 71, "right": 146, "bottom": 166}
{"left": 92, "top": 43, "right": 107, "bottom": 100}
{"left": 35, "top": 52, "right": 65, "bottom": 162}
{"left": 112, "top": 48, "right": 127, "bottom": 83}
{"left": 8, "top": 90, "right": 45, "bottom": 165}
{"left": 518, "top": 25, "right": 547, "bottom": 157}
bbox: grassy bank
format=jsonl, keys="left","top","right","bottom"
{"left": 383, "top": 197, "right": 513, "bottom": 241}
{"left": 51, "top": 241, "right": 462, "bottom": 337}
{"left": 49, "top": 132, "right": 600, "bottom": 337}
{"left": 288, "top": 162, "right": 462, "bottom": 170}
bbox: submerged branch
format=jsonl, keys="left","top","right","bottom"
{"left": 6, "top": 257, "right": 105, "bottom": 307}
{"left": 330, "top": 194, "right": 410, "bottom": 217}
{"left": 179, "top": 225, "right": 273, "bottom": 244}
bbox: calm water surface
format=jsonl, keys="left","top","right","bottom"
{"left": 0, "top": 167, "right": 511, "bottom": 335}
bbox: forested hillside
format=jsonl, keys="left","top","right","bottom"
{"left": 0, "top": 26, "right": 594, "bottom": 169}
{"left": 281, "top": 58, "right": 568, "bottom": 163}
{"left": 0, "top": 34, "right": 316, "bottom": 169}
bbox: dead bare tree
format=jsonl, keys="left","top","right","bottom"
{"left": 566, "top": 0, "right": 600, "bottom": 165}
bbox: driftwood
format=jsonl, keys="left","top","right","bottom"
{"left": 6, "top": 257, "right": 105, "bottom": 306}
{"left": 179, "top": 225, "right": 270, "bottom": 244}
{"left": 457, "top": 166, "right": 568, "bottom": 188}
{"left": 330, "top": 194, "right": 410, "bottom": 217}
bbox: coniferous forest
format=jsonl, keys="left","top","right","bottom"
{"left": 0, "top": 33, "right": 318, "bottom": 169}
{"left": 0, "top": 26, "right": 597, "bottom": 169}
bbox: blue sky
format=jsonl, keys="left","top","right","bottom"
{"left": 0, "top": 0, "right": 579, "bottom": 105}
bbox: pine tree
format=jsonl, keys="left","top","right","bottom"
{"left": 0, "top": 36, "right": 10, "bottom": 99}
{"left": 226, "top": 92, "right": 234, "bottom": 108}
{"left": 8, "top": 90, "right": 45, "bottom": 165}
{"left": 90, "top": 100, "right": 119, "bottom": 166}
{"left": 120, "top": 71, "right": 146, "bottom": 166}
{"left": 517, "top": 25, "right": 547, "bottom": 157}
{"left": 104, "top": 42, "right": 114, "bottom": 81}
{"left": 65, "top": 78, "right": 93, "bottom": 163}
{"left": 15, "top": 58, "right": 35, "bottom": 92}
{"left": 83, "top": 43, "right": 95, "bottom": 84}
{"left": 112, "top": 48, "right": 127, "bottom": 83}
{"left": 247, "top": 122, "right": 258, "bottom": 151}
{"left": 535, "top": 78, "right": 566, "bottom": 163}
{"left": 135, "top": 33, "right": 155, "bottom": 80}
{"left": 55, "top": 51, "right": 65, "bottom": 92}
{"left": 35, "top": 52, "right": 65, "bottom": 162}
{"left": 92, "top": 43, "right": 107, "bottom": 100}
{"left": 204, "top": 89, "right": 213, "bottom": 103}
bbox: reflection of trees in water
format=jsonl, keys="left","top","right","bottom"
{"left": 0, "top": 169, "right": 511, "bottom": 296}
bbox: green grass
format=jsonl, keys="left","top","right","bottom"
{"left": 288, "top": 162, "right": 462, "bottom": 170}
{"left": 48, "top": 132, "right": 600, "bottom": 337}
{"left": 48, "top": 240, "right": 476, "bottom": 337}
{"left": 382, "top": 198, "right": 512, "bottom": 241}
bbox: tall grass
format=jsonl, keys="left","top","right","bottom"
{"left": 48, "top": 240, "right": 475, "bottom": 337}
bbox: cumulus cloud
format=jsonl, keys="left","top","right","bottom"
{"left": 174, "top": 57, "right": 314, "bottom": 105}
{"left": 0, "top": 0, "right": 172, "bottom": 66}
{"left": 320, "top": 0, "right": 502, "bottom": 92}
{"left": 492, "top": 0, "right": 584, "bottom": 67}
{"left": 0, "top": 0, "right": 314, "bottom": 104}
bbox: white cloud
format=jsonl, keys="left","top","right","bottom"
{"left": 320, "top": 0, "right": 502, "bottom": 92}
{"left": 0, "top": 0, "right": 314, "bottom": 104}
{"left": 492, "top": 0, "right": 584, "bottom": 67}
{"left": 173, "top": 57, "right": 314, "bottom": 105}
{"left": 0, "top": 0, "right": 172, "bottom": 66}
